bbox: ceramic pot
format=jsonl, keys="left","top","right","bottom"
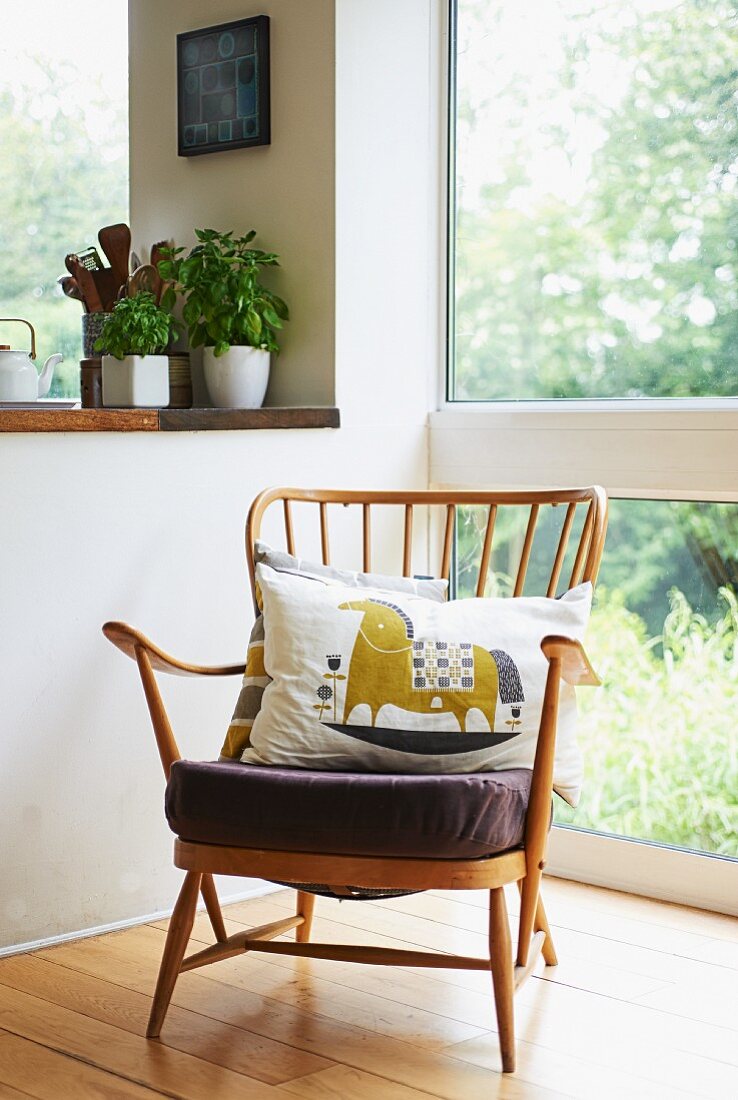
{"left": 80, "top": 358, "right": 103, "bottom": 408}
{"left": 102, "top": 354, "right": 169, "bottom": 408}
{"left": 82, "top": 312, "right": 113, "bottom": 358}
{"left": 167, "top": 354, "right": 193, "bottom": 409}
{"left": 202, "top": 346, "right": 270, "bottom": 409}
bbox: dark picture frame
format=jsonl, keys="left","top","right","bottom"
{"left": 177, "top": 16, "right": 270, "bottom": 157}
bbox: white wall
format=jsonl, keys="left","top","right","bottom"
{"left": 0, "top": 0, "right": 442, "bottom": 951}
{"left": 336, "top": 0, "right": 443, "bottom": 430}
{"left": 129, "top": 0, "right": 336, "bottom": 409}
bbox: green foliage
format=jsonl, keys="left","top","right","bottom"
{"left": 158, "top": 228, "right": 289, "bottom": 356}
{"left": 456, "top": 498, "right": 738, "bottom": 638}
{"left": 454, "top": 0, "right": 738, "bottom": 399}
{"left": 557, "top": 587, "right": 738, "bottom": 857}
{"left": 454, "top": 501, "right": 738, "bottom": 855}
{"left": 96, "top": 292, "right": 177, "bottom": 360}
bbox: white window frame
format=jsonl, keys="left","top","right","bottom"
{"left": 433, "top": 1, "right": 738, "bottom": 916}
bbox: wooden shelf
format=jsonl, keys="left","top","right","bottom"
{"left": 0, "top": 406, "right": 340, "bottom": 434}
{"left": 159, "top": 407, "right": 340, "bottom": 431}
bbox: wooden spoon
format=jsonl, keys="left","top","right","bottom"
{"left": 150, "top": 240, "right": 172, "bottom": 271}
{"left": 70, "top": 257, "right": 104, "bottom": 312}
{"left": 58, "top": 275, "right": 87, "bottom": 311}
{"left": 91, "top": 268, "right": 122, "bottom": 312}
{"left": 127, "top": 263, "right": 162, "bottom": 302}
{"left": 98, "top": 223, "right": 131, "bottom": 288}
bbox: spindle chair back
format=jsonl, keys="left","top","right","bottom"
{"left": 246, "top": 486, "right": 607, "bottom": 600}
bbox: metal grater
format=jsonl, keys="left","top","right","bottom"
{"left": 75, "top": 247, "right": 104, "bottom": 271}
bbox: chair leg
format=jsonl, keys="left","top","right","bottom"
{"left": 517, "top": 866, "right": 544, "bottom": 968}
{"left": 200, "top": 873, "right": 227, "bottom": 942}
{"left": 534, "top": 891, "right": 558, "bottom": 966}
{"left": 489, "top": 886, "right": 515, "bottom": 1074}
{"left": 296, "top": 890, "right": 316, "bottom": 943}
{"left": 147, "top": 871, "right": 201, "bottom": 1039}
{"left": 517, "top": 879, "right": 557, "bottom": 966}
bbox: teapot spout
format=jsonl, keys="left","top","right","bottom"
{"left": 38, "top": 353, "right": 63, "bottom": 398}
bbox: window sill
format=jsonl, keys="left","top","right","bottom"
{"left": 0, "top": 405, "right": 341, "bottom": 433}
{"left": 430, "top": 405, "right": 738, "bottom": 499}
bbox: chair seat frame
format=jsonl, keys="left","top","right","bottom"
{"left": 103, "top": 485, "right": 607, "bottom": 1074}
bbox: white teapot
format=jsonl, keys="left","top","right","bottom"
{"left": 0, "top": 318, "right": 63, "bottom": 402}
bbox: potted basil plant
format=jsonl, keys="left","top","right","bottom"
{"left": 159, "top": 228, "right": 289, "bottom": 409}
{"left": 96, "top": 292, "right": 177, "bottom": 408}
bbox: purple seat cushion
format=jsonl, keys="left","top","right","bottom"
{"left": 165, "top": 760, "right": 532, "bottom": 859}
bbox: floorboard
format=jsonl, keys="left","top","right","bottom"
{"left": 0, "top": 1031, "right": 159, "bottom": 1098}
{"left": 0, "top": 880, "right": 735, "bottom": 1099}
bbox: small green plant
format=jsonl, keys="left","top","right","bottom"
{"left": 556, "top": 586, "right": 738, "bottom": 856}
{"left": 158, "top": 228, "right": 289, "bottom": 357}
{"left": 96, "top": 292, "right": 177, "bottom": 360}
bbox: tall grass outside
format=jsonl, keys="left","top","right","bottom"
{"left": 456, "top": 500, "right": 738, "bottom": 858}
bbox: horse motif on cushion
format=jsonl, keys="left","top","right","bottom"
{"left": 335, "top": 598, "right": 524, "bottom": 734}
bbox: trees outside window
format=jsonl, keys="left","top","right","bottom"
{"left": 0, "top": 3, "right": 128, "bottom": 397}
{"left": 453, "top": 0, "right": 738, "bottom": 400}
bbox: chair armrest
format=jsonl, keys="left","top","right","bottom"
{"left": 102, "top": 621, "right": 245, "bottom": 678}
{"left": 525, "top": 635, "right": 600, "bottom": 884}
{"left": 540, "top": 635, "right": 600, "bottom": 686}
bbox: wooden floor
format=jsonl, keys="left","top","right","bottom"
{"left": 0, "top": 879, "right": 736, "bottom": 1099}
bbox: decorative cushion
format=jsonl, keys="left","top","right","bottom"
{"left": 220, "top": 542, "right": 448, "bottom": 761}
{"left": 165, "top": 759, "right": 533, "bottom": 858}
{"left": 243, "top": 564, "right": 593, "bottom": 805}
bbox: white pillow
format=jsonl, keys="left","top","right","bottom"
{"left": 220, "top": 542, "right": 448, "bottom": 761}
{"left": 243, "top": 563, "right": 593, "bottom": 805}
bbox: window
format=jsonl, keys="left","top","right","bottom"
{"left": 446, "top": 0, "right": 738, "bottom": 885}
{"left": 0, "top": 2, "right": 128, "bottom": 397}
{"left": 457, "top": 500, "right": 738, "bottom": 857}
{"left": 451, "top": 0, "right": 738, "bottom": 401}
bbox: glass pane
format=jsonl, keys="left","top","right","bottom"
{"left": 0, "top": 3, "right": 128, "bottom": 397}
{"left": 452, "top": 0, "right": 738, "bottom": 400}
{"left": 456, "top": 500, "right": 738, "bottom": 857}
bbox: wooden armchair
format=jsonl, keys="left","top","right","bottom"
{"left": 103, "top": 486, "right": 607, "bottom": 1074}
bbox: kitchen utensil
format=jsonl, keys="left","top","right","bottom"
{"left": 58, "top": 275, "right": 87, "bottom": 310}
{"left": 90, "top": 268, "right": 122, "bottom": 313}
{"left": 129, "top": 250, "right": 142, "bottom": 274}
{"left": 98, "top": 223, "right": 131, "bottom": 287}
{"left": 0, "top": 318, "right": 63, "bottom": 401}
{"left": 127, "top": 263, "right": 162, "bottom": 302}
{"left": 150, "top": 241, "right": 174, "bottom": 305}
{"left": 150, "top": 240, "right": 172, "bottom": 271}
{"left": 75, "top": 246, "right": 104, "bottom": 271}
{"left": 70, "top": 258, "right": 104, "bottom": 312}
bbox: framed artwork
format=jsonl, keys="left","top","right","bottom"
{"left": 177, "top": 16, "right": 271, "bottom": 157}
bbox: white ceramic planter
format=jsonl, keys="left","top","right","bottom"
{"left": 202, "top": 346, "right": 270, "bottom": 409}
{"left": 102, "top": 354, "right": 170, "bottom": 408}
